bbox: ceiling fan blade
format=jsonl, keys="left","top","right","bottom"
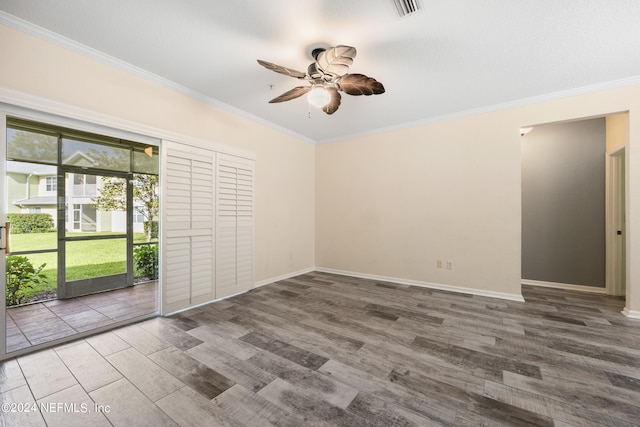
{"left": 316, "top": 45, "right": 357, "bottom": 77}
{"left": 269, "top": 86, "right": 311, "bottom": 103}
{"left": 257, "top": 60, "right": 307, "bottom": 79}
{"left": 322, "top": 88, "right": 341, "bottom": 115}
{"left": 337, "top": 73, "right": 385, "bottom": 96}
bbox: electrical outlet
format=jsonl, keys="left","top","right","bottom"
{"left": 446, "top": 261, "right": 453, "bottom": 270}
{"left": 436, "top": 260, "right": 443, "bottom": 269}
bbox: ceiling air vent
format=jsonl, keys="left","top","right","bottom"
{"left": 393, "top": 0, "right": 423, "bottom": 17}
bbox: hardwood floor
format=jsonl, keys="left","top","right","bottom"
{"left": 2, "top": 272, "right": 640, "bottom": 426}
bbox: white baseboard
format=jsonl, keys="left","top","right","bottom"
{"left": 622, "top": 308, "right": 640, "bottom": 319}
{"left": 163, "top": 289, "right": 249, "bottom": 316}
{"left": 521, "top": 279, "right": 607, "bottom": 294}
{"left": 315, "top": 267, "right": 525, "bottom": 302}
{"left": 254, "top": 267, "right": 315, "bottom": 288}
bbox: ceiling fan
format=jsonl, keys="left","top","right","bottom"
{"left": 257, "top": 45, "right": 385, "bottom": 115}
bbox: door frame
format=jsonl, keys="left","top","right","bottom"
{"left": 605, "top": 147, "right": 626, "bottom": 296}
{"left": 0, "top": 113, "right": 7, "bottom": 356}
{"left": 0, "top": 99, "right": 165, "bottom": 360}
{"left": 57, "top": 166, "right": 134, "bottom": 299}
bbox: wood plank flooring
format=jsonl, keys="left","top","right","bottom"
{"left": 2, "top": 271, "right": 640, "bottom": 426}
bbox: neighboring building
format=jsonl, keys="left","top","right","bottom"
{"left": 6, "top": 161, "right": 57, "bottom": 218}
{"left": 6, "top": 160, "right": 145, "bottom": 233}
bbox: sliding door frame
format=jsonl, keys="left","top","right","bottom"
{"left": 0, "top": 88, "right": 255, "bottom": 359}
{"left": 0, "top": 102, "right": 162, "bottom": 360}
{"left": 0, "top": 113, "right": 7, "bottom": 357}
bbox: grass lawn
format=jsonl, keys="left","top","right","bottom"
{"left": 7, "top": 232, "right": 156, "bottom": 301}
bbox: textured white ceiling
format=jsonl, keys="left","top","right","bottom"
{"left": 1, "top": 0, "right": 640, "bottom": 142}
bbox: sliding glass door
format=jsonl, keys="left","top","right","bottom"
{"left": 5, "top": 125, "right": 60, "bottom": 305}
{"left": 58, "top": 170, "right": 132, "bottom": 298}
{"left": 3, "top": 116, "right": 159, "bottom": 356}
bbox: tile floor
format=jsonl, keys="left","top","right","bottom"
{"left": 1, "top": 272, "right": 639, "bottom": 426}
{"left": 5, "top": 281, "right": 158, "bottom": 353}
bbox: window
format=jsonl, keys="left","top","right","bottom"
{"left": 134, "top": 206, "right": 145, "bottom": 223}
{"left": 7, "top": 127, "right": 58, "bottom": 164}
{"left": 29, "top": 207, "right": 42, "bottom": 213}
{"left": 73, "top": 173, "right": 97, "bottom": 196}
{"left": 62, "top": 137, "right": 130, "bottom": 172}
{"left": 46, "top": 176, "right": 57, "bottom": 191}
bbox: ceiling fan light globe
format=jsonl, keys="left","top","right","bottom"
{"left": 308, "top": 87, "right": 331, "bottom": 108}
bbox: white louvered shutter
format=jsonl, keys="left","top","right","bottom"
{"left": 216, "top": 154, "right": 254, "bottom": 298}
{"left": 162, "top": 141, "right": 215, "bottom": 313}
{"left": 236, "top": 162, "right": 254, "bottom": 290}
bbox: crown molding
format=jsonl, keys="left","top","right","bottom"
{"left": 0, "top": 11, "right": 315, "bottom": 145}
{"left": 316, "top": 75, "right": 640, "bottom": 144}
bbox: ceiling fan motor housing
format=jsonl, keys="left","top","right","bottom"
{"left": 311, "top": 48, "right": 326, "bottom": 59}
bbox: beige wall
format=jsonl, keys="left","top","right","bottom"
{"left": 606, "top": 113, "right": 628, "bottom": 153}
{"left": 316, "top": 111, "right": 522, "bottom": 297}
{"left": 317, "top": 86, "right": 640, "bottom": 312}
{"left": 0, "top": 24, "right": 315, "bottom": 284}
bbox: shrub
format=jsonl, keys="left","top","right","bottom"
{"left": 134, "top": 244, "right": 158, "bottom": 280}
{"left": 6, "top": 255, "right": 48, "bottom": 306}
{"left": 143, "top": 220, "right": 159, "bottom": 240}
{"left": 7, "top": 213, "right": 55, "bottom": 234}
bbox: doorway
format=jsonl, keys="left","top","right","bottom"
{"left": 521, "top": 118, "right": 606, "bottom": 289}
{"left": 58, "top": 169, "right": 132, "bottom": 299}
{"left": 3, "top": 117, "right": 159, "bottom": 355}
{"left": 521, "top": 113, "right": 629, "bottom": 303}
